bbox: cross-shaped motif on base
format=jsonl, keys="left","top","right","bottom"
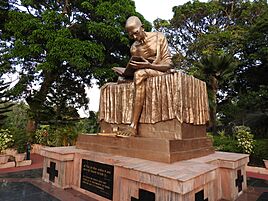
{"left": 47, "top": 161, "right": 58, "bottom": 182}
{"left": 131, "top": 189, "right": 155, "bottom": 201}
{"left": 195, "top": 189, "right": 208, "bottom": 201}
{"left": 235, "top": 169, "right": 244, "bottom": 193}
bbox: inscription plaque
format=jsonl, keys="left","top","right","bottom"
{"left": 80, "top": 159, "right": 114, "bottom": 200}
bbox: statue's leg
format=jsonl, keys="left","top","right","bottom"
{"left": 130, "top": 69, "right": 148, "bottom": 135}
{"left": 116, "top": 70, "right": 147, "bottom": 137}
{"left": 131, "top": 69, "right": 164, "bottom": 135}
{"left": 116, "top": 69, "right": 163, "bottom": 137}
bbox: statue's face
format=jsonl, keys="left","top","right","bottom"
{"left": 126, "top": 24, "right": 144, "bottom": 42}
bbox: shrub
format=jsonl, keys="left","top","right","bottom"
{"left": 35, "top": 124, "right": 79, "bottom": 147}
{"left": 233, "top": 126, "right": 255, "bottom": 154}
{"left": 76, "top": 113, "right": 99, "bottom": 134}
{"left": 0, "top": 129, "right": 14, "bottom": 153}
{"left": 52, "top": 126, "right": 78, "bottom": 146}
{"left": 1, "top": 103, "right": 31, "bottom": 153}
{"left": 207, "top": 132, "right": 214, "bottom": 142}
{"left": 211, "top": 126, "right": 268, "bottom": 167}
{"left": 3, "top": 103, "right": 29, "bottom": 131}
{"left": 35, "top": 125, "right": 50, "bottom": 146}
{"left": 212, "top": 126, "right": 255, "bottom": 154}
{"left": 212, "top": 134, "right": 241, "bottom": 153}
{"left": 249, "top": 139, "right": 268, "bottom": 167}
{"left": 11, "top": 128, "right": 30, "bottom": 153}
{"left": 217, "top": 130, "right": 226, "bottom": 138}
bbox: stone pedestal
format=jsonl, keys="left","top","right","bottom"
{"left": 76, "top": 135, "right": 214, "bottom": 163}
{"left": 41, "top": 146, "right": 249, "bottom": 201}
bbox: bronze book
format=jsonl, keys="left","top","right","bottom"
{"left": 112, "top": 56, "right": 150, "bottom": 77}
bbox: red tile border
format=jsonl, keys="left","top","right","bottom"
{"left": 247, "top": 171, "right": 268, "bottom": 181}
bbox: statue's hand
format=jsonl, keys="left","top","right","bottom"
{"left": 129, "top": 59, "right": 151, "bottom": 69}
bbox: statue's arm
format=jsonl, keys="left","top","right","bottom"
{"left": 156, "top": 33, "right": 172, "bottom": 67}
{"left": 129, "top": 59, "right": 170, "bottom": 72}
{"left": 147, "top": 62, "right": 171, "bottom": 72}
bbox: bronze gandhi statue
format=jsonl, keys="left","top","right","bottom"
{"left": 116, "top": 16, "right": 172, "bottom": 137}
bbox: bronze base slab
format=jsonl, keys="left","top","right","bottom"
{"left": 100, "top": 120, "right": 207, "bottom": 140}
{"left": 76, "top": 134, "right": 214, "bottom": 163}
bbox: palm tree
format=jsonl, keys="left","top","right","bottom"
{"left": 195, "top": 53, "right": 238, "bottom": 134}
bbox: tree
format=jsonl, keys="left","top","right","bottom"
{"left": 1, "top": 0, "right": 151, "bottom": 127}
{"left": 2, "top": 102, "right": 29, "bottom": 131}
{"left": 0, "top": 0, "right": 12, "bottom": 32}
{"left": 195, "top": 53, "right": 238, "bottom": 134}
{"left": 155, "top": 0, "right": 267, "bottom": 69}
{"left": 242, "top": 7, "right": 268, "bottom": 98}
{"left": 219, "top": 8, "right": 268, "bottom": 137}
{"left": 155, "top": 0, "right": 268, "bottom": 134}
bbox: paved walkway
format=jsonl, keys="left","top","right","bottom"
{"left": 0, "top": 154, "right": 267, "bottom": 201}
{"left": 0, "top": 153, "right": 96, "bottom": 201}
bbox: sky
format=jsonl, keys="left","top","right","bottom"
{"left": 83, "top": 0, "right": 199, "bottom": 115}
{"left": 134, "top": 0, "right": 207, "bottom": 23}
{"left": 134, "top": 0, "right": 191, "bottom": 23}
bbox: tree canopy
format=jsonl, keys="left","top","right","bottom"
{"left": 0, "top": 0, "right": 151, "bottom": 124}
{"left": 155, "top": 0, "right": 268, "bottom": 135}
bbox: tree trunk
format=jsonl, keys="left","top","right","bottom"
{"left": 26, "top": 119, "right": 36, "bottom": 133}
{"left": 26, "top": 70, "right": 58, "bottom": 126}
{"left": 210, "top": 76, "right": 218, "bottom": 135}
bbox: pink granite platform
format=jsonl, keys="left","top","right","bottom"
{"left": 41, "top": 146, "right": 249, "bottom": 201}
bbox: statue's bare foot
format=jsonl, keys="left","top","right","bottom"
{"left": 116, "top": 127, "right": 137, "bottom": 137}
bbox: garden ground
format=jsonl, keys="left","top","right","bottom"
{"left": 0, "top": 154, "right": 267, "bottom": 201}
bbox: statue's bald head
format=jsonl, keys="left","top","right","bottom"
{"left": 125, "top": 16, "right": 142, "bottom": 31}
{"left": 125, "top": 16, "right": 145, "bottom": 41}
